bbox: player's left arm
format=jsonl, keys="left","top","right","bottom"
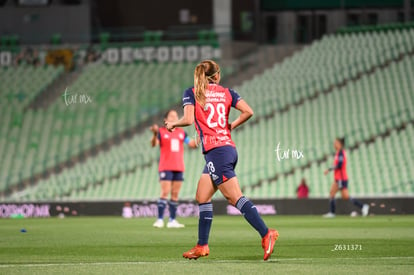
{"left": 230, "top": 99, "right": 254, "bottom": 131}
{"left": 228, "top": 89, "right": 253, "bottom": 131}
{"left": 166, "top": 105, "right": 194, "bottom": 131}
{"left": 184, "top": 133, "right": 198, "bottom": 148}
{"left": 324, "top": 151, "right": 344, "bottom": 175}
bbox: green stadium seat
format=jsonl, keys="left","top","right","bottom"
{"left": 51, "top": 33, "right": 62, "bottom": 45}
{"left": 99, "top": 32, "right": 110, "bottom": 45}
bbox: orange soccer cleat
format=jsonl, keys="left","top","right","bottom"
{"left": 262, "top": 229, "right": 279, "bottom": 261}
{"left": 182, "top": 244, "right": 210, "bottom": 260}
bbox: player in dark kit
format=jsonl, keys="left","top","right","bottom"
{"left": 165, "top": 60, "right": 279, "bottom": 261}
{"left": 150, "top": 110, "right": 197, "bottom": 228}
{"left": 323, "top": 137, "right": 369, "bottom": 218}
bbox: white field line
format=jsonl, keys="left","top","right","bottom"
{"left": 0, "top": 256, "right": 413, "bottom": 268}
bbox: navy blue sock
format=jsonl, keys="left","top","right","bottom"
{"left": 329, "top": 198, "right": 336, "bottom": 213}
{"left": 236, "top": 196, "right": 268, "bottom": 238}
{"left": 350, "top": 197, "right": 363, "bottom": 209}
{"left": 198, "top": 203, "right": 213, "bottom": 246}
{"left": 168, "top": 200, "right": 178, "bottom": 221}
{"left": 157, "top": 198, "right": 167, "bottom": 219}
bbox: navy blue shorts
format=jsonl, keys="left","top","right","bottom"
{"left": 202, "top": 146, "right": 238, "bottom": 185}
{"left": 336, "top": 180, "right": 348, "bottom": 190}
{"left": 159, "top": 171, "right": 184, "bottom": 181}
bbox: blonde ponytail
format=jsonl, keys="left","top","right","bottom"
{"left": 194, "top": 64, "right": 208, "bottom": 107}
{"left": 194, "top": 60, "right": 221, "bottom": 107}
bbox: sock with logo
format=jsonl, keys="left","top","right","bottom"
{"left": 198, "top": 202, "right": 213, "bottom": 245}
{"left": 236, "top": 196, "right": 268, "bottom": 238}
{"left": 157, "top": 198, "right": 167, "bottom": 219}
{"left": 168, "top": 200, "right": 178, "bottom": 221}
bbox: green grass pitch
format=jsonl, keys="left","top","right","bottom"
{"left": 1, "top": 215, "right": 413, "bottom": 274}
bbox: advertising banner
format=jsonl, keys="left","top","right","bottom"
{"left": 1, "top": 198, "right": 411, "bottom": 218}
{"left": 0, "top": 43, "right": 221, "bottom": 67}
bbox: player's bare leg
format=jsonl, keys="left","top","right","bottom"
{"left": 195, "top": 174, "right": 217, "bottom": 203}
{"left": 216, "top": 177, "right": 242, "bottom": 206}
{"left": 341, "top": 188, "right": 350, "bottom": 200}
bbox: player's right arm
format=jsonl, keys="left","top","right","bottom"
{"left": 166, "top": 88, "right": 195, "bottom": 131}
{"left": 166, "top": 105, "right": 194, "bottom": 131}
{"left": 150, "top": 124, "right": 159, "bottom": 147}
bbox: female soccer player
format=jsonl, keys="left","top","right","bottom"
{"left": 323, "top": 137, "right": 369, "bottom": 217}
{"left": 165, "top": 60, "right": 279, "bottom": 261}
{"left": 150, "top": 109, "right": 197, "bottom": 228}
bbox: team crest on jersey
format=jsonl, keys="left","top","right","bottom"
{"left": 179, "top": 133, "right": 184, "bottom": 139}
{"left": 164, "top": 134, "right": 169, "bottom": 139}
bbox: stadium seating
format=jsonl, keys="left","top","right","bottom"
{"left": 0, "top": 65, "right": 64, "bottom": 109}
{"left": 3, "top": 26, "right": 414, "bottom": 201}
{"left": 230, "top": 54, "right": 414, "bottom": 193}
{"left": 233, "top": 28, "right": 414, "bottom": 118}
{"left": 0, "top": 62, "right": 196, "bottom": 194}
{"left": 7, "top": 131, "right": 160, "bottom": 201}
{"left": 337, "top": 21, "right": 414, "bottom": 35}
{"left": 251, "top": 123, "right": 414, "bottom": 198}
{"left": 0, "top": 65, "right": 64, "bottom": 192}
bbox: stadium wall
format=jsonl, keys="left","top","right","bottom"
{"left": 92, "top": 0, "right": 213, "bottom": 30}
{"left": 1, "top": 198, "right": 413, "bottom": 218}
{"left": 0, "top": 1, "right": 91, "bottom": 44}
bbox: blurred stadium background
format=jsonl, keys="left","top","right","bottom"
{"left": 0, "top": 0, "right": 413, "bottom": 217}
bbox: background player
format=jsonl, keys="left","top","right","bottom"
{"left": 323, "top": 137, "right": 369, "bottom": 217}
{"left": 150, "top": 109, "right": 197, "bottom": 228}
{"left": 165, "top": 60, "right": 279, "bottom": 261}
